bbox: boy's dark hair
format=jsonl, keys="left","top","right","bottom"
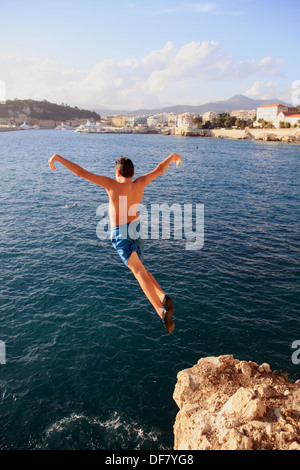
{"left": 115, "top": 156, "right": 134, "bottom": 178}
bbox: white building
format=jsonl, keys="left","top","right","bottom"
{"left": 147, "top": 116, "right": 159, "bottom": 128}
{"left": 202, "top": 111, "right": 215, "bottom": 123}
{"left": 176, "top": 113, "right": 195, "bottom": 127}
{"left": 147, "top": 113, "right": 169, "bottom": 128}
{"left": 167, "top": 114, "right": 177, "bottom": 126}
{"left": 256, "top": 104, "right": 299, "bottom": 128}
{"left": 275, "top": 111, "right": 300, "bottom": 128}
{"left": 285, "top": 114, "right": 300, "bottom": 126}
{"left": 231, "top": 109, "right": 256, "bottom": 121}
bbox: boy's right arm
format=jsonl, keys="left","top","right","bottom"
{"left": 48, "top": 154, "right": 115, "bottom": 190}
{"left": 136, "top": 153, "right": 182, "bottom": 187}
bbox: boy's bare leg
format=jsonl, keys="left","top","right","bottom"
{"left": 127, "top": 252, "right": 163, "bottom": 317}
{"left": 127, "top": 252, "right": 175, "bottom": 333}
{"left": 145, "top": 270, "right": 165, "bottom": 303}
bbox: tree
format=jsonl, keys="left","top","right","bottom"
{"left": 258, "top": 118, "right": 268, "bottom": 128}
{"left": 235, "top": 119, "right": 247, "bottom": 129}
{"left": 192, "top": 115, "right": 203, "bottom": 128}
{"left": 202, "top": 120, "right": 212, "bottom": 129}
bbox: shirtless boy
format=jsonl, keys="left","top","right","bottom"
{"left": 48, "top": 152, "right": 182, "bottom": 334}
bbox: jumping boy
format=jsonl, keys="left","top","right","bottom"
{"left": 48, "top": 152, "right": 182, "bottom": 334}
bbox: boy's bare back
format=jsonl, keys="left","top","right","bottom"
{"left": 106, "top": 178, "right": 147, "bottom": 227}
{"left": 107, "top": 153, "right": 182, "bottom": 227}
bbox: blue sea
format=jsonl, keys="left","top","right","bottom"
{"left": 0, "top": 130, "right": 299, "bottom": 450}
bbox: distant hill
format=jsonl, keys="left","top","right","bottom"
{"left": 96, "top": 94, "right": 290, "bottom": 116}
{"left": 0, "top": 95, "right": 290, "bottom": 121}
{"left": 0, "top": 99, "right": 101, "bottom": 121}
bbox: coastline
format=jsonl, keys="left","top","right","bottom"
{"left": 211, "top": 127, "right": 300, "bottom": 143}
{"left": 173, "top": 127, "right": 300, "bottom": 143}
{"left": 0, "top": 126, "right": 20, "bottom": 132}
{"left": 1, "top": 125, "right": 300, "bottom": 143}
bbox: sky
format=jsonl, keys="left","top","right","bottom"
{"left": 0, "top": 0, "right": 299, "bottom": 110}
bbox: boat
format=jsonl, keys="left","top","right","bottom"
{"left": 19, "top": 122, "right": 32, "bottom": 130}
{"left": 55, "top": 122, "right": 74, "bottom": 130}
{"left": 74, "top": 124, "right": 85, "bottom": 132}
{"left": 74, "top": 120, "right": 101, "bottom": 133}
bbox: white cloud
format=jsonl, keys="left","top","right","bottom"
{"left": 190, "top": 3, "right": 218, "bottom": 13}
{"left": 244, "top": 80, "right": 280, "bottom": 99}
{"left": 0, "top": 42, "right": 285, "bottom": 109}
{"left": 147, "top": 2, "right": 243, "bottom": 17}
{"left": 146, "top": 2, "right": 216, "bottom": 16}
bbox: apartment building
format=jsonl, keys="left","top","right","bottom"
{"left": 202, "top": 111, "right": 215, "bottom": 123}
{"left": 111, "top": 116, "right": 136, "bottom": 128}
{"left": 230, "top": 109, "right": 256, "bottom": 121}
{"left": 176, "top": 113, "right": 195, "bottom": 127}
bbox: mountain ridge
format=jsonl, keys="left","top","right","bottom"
{"left": 96, "top": 94, "right": 290, "bottom": 116}
{"left": 0, "top": 94, "right": 291, "bottom": 120}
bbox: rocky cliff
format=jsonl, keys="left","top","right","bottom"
{"left": 173, "top": 355, "right": 300, "bottom": 450}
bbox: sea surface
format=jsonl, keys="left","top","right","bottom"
{"left": 0, "top": 130, "right": 299, "bottom": 449}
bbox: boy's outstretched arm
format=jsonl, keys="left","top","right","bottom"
{"left": 136, "top": 152, "right": 182, "bottom": 187}
{"left": 48, "top": 154, "right": 115, "bottom": 189}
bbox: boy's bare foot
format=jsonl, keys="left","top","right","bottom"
{"left": 162, "top": 310, "right": 175, "bottom": 334}
{"left": 161, "top": 295, "right": 175, "bottom": 334}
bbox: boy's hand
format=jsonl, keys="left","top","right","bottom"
{"left": 172, "top": 153, "right": 182, "bottom": 168}
{"left": 48, "top": 154, "right": 59, "bottom": 170}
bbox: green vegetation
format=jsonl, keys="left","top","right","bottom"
{"left": 0, "top": 99, "right": 100, "bottom": 121}
{"left": 213, "top": 113, "right": 236, "bottom": 128}
{"left": 193, "top": 112, "right": 256, "bottom": 130}
{"left": 257, "top": 118, "right": 274, "bottom": 129}
{"left": 192, "top": 115, "right": 203, "bottom": 127}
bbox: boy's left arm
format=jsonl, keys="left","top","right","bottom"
{"left": 136, "top": 152, "right": 182, "bottom": 187}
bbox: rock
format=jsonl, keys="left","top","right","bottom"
{"left": 243, "top": 397, "right": 266, "bottom": 420}
{"left": 256, "top": 384, "right": 279, "bottom": 398}
{"left": 221, "top": 429, "right": 253, "bottom": 450}
{"left": 263, "top": 134, "right": 280, "bottom": 141}
{"left": 218, "top": 388, "right": 255, "bottom": 417}
{"left": 235, "top": 360, "right": 252, "bottom": 376}
{"left": 289, "top": 442, "right": 300, "bottom": 450}
{"left": 281, "top": 135, "right": 296, "bottom": 143}
{"left": 258, "top": 363, "right": 271, "bottom": 373}
{"left": 173, "top": 355, "right": 300, "bottom": 450}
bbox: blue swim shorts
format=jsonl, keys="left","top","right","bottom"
{"left": 111, "top": 219, "right": 145, "bottom": 267}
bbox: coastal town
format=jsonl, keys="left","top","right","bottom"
{"left": 1, "top": 101, "right": 300, "bottom": 143}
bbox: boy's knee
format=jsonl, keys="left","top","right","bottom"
{"left": 128, "top": 262, "right": 144, "bottom": 277}
{"left": 127, "top": 253, "right": 146, "bottom": 276}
